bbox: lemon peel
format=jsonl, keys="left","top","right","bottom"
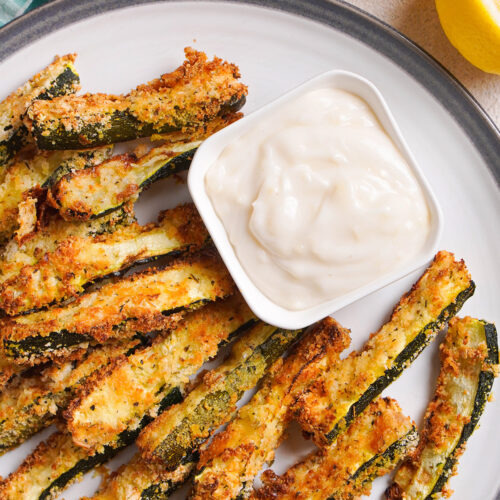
{"left": 435, "top": 0, "right": 500, "bottom": 74}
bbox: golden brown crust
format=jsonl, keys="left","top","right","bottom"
{"left": 47, "top": 142, "right": 199, "bottom": 221}
{"left": 138, "top": 47, "right": 241, "bottom": 91}
{"left": 253, "top": 398, "right": 415, "bottom": 500}
{"left": 0, "top": 337, "right": 140, "bottom": 454}
{"left": 47, "top": 109, "right": 240, "bottom": 224}
{"left": 129, "top": 47, "right": 246, "bottom": 127}
{"left": 388, "top": 316, "right": 498, "bottom": 499}
{"left": 0, "top": 354, "right": 24, "bottom": 390}
{"left": 0, "top": 145, "right": 114, "bottom": 247}
{"left": 46, "top": 153, "right": 135, "bottom": 218}
{"left": 0, "top": 430, "right": 90, "bottom": 499}
{"left": 0, "top": 54, "right": 78, "bottom": 144}
{"left": 63, "top": 294, "right": 254, "bottom": 451}
{"left": 293, "top": 251, "right": 472, "bottom": 446}
{"left": 26, "top": 48, "right": 247, "bottom": 136}
{"left": 192, "top": 318, "right": 351, "bottom": 500}
{"left": 0, "top": 203, "right": 208, "bottom": 315}
{"left": 135, "top": 321, "right": 292, "bottom": 463}
{"left": 1, "top": 249, "right": 235, "bottom": 363}
{"left": 48, "top": 109, "right": 240, "bottom": 221}
{"left": 0, "top": 207, "right": 134, "bottom": 292}
{"left": 87, "top": 452, "right": 194, "bottom": 500}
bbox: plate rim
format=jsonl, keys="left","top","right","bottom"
{"left": 0, "top": 0, "right": 499, "bottom": 188}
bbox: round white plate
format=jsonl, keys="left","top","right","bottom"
{"left": 0, "top": 2, "right": 499, "bottom": 499}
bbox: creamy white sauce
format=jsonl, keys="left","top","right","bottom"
{"left": 206, "top": 88, "right": 430, "bottom": 311}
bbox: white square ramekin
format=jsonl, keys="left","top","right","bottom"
{"left": 188, "top": 70, "right": 443, "bottom": 329}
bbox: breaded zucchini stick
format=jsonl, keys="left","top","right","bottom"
{"left": 253, "top": 398, "right": 418, "bottom": 500}
{"left": 0, "top": 147, "right": 113, "bottom": 245}
{"left": 50, "top": 142, "right": 200, "bottom": 220}
{"left": 294, "top": 251, "right": 474, "bottom": 447}
{"left": 1, "top": 249, "right": 235, "bottom": 363}
{"left": 48, "top": 112, "right": 241, "bottom": 221}
{"left": 88, "top": 452, "right": 195, "bottom": 500}
{"left": 191, "top": 317, "right": 350, "bottom": 500}
{"left": 0, "top": 430, "right": 128, "bottom": 500}
{"left": 0, "top": 54, "right": 80, "bottom": 167}
{"left": 0, "top": 207, "right": 134, "bottom": 285}
{"left": 0, "top": 203, "right": 209, "bottom": 315}
{"left": 0, "top": 304, "right": 254, "bottom": 499}
{"left": 0, "top": 337, "right": 142, "bottom": 454}
{"left": 26, "top": 48, "right": 247, "bottom": 150}
{"left": 386, "top": 317, "right": 498, "bottom": 500}
{"left": 137, "top": 321, "right": 305, "bottom": 469}
{"left": 65, "top": 295, "right": 256, "bottom": 450}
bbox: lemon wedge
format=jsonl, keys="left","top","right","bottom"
{"left": 435, "top": 0, "right": 500, "bottom": 74}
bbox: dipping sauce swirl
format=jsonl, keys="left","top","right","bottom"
{"left": 206, "top": 88, "right": 430, "bottom": 311}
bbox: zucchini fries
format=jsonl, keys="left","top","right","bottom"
{"left": 191, "top": 317, "right": 350, "bottom": 500}
{"left": 48, "top": 112, "right": 241, "bottom": 221}
{"left": 0, "top": 146, "right": 112, "bottom": 245}
{"left": 2, "top": 249, "right": 235, "bottom": 363}
{"left": 0, "top": 430, "right": 128, "bottom": 500}
{"left": 386, "top": 317, "right": 498, "bottom": 500}
{"left": 49, "top": 142, "right": 200, "bottom": 220}
{"left": 137, "top": 321, "right": 304, "bottom": 469}
{"left": 294, "top": 251, "right": 474, "bottom": 447}
{"left": 0, "top": 203, "right": 208, "bottom": 314}
{"left": 0, "top": 207, "right": 134, "bottom": 285}
{"left": 253, "top": 398, "right": 418, "bottom": 500}
{"left": 87, "top": 452, "right": 195, "bottom": 500}
{"left": 0, "top": 54, "right": 79, "bottom": 168}
{"left": 65, "top": 295, "right": 256, "bottom": 450}
{"left": 0, "top": 337, "right": 142, "bottom": 453}
{"left": 27, "top": 48, "right": 247, "bottom": 150}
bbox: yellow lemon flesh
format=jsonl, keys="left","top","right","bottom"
{"left": 435, "top": 0, "right": 500, "bottom": 74}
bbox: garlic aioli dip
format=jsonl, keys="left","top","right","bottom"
{"left": 206, "top": 88, "right": 430, "bottom": 311}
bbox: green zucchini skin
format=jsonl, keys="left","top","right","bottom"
{"left": 0, "top": 203, "right": 209, "bottom": 315}
{"left": 65, "top": 296, "right": 256, "bottom": 451}
{"left": 255, "top": 398, "right": 417, "bottom": 500}
{"left": 2, "top": 300, "right": 206, "bottom": 361}
{"left": 293, "top": 251, "right": 475, "bottom": 448}
{"left": 0, "top": 383, "right": 56, "bottom": 455}
{"left": 90, "top": 452, "right": 197, "bottom": 500}
{"left": 0, "top": 387, "right": 183, "bottom": 500}
{"left": 137, "top": 323, "right": 304, "bottom": 470}
{"left": 32, "top": 94, "right": 245, "bottom": 151}
{"left": 36, "top": 65, "right": 81, "bottom": 101}
{"left": 0, "top": 337, "right": 143, "bottom": 454}
{"left": 340, "top": 428, "right": 419, "bottom": 499}
{"left": 140, "top": 147, "right": 196, "bottom": 190}
{"left": 191, "top": 318, "right": 351, "bottom": 500}
{"left": 41, "top": 146, "right": 114, "bottom": 189}
{"left": 325, "top": 282, "right": 475, "bottom": 444}
{"left": 2, "top": 250, "right": 235, "bottom": 364}
{"left": 426, "top": 371, "right": 494, "bottom": 498}
{"left": 0, "top": 61, "right": 80, "bottom": 168}
{"left": 386, "top": 318, "right": 499, "bottom": 500}
{"left": 139, "top": 456, "right": 197, "bottom": 500}
{"left": 0, "top": 126, "right": 27, "bottom": 170}
{"left": 51, "top": 144, "right": 199, "bottom": 221}
{"left": 38, "top": 438, "right": 126, "bottom": 500}
{"left": 3, "top": 330, "right": 94, "bottom": 359}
